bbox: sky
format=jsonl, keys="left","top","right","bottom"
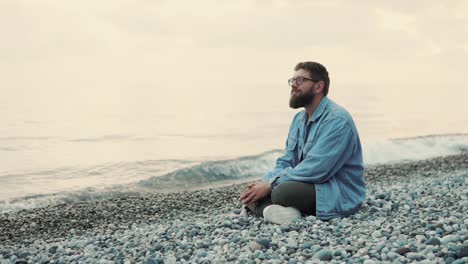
{"left": 0, "top": 0, "right": 467, "bottom": 138}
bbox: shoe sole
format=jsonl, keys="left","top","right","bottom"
{"left": 263, "top": 205, "right": 301, "bottom": 225}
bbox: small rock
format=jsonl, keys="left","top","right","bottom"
{"left": 387, "top": 252, "right": 400, "bottom": 260}
{"left": 372, "top": 231, "right": 382, "bottom": 238}
{"left": 407, "top": 253, "right": 425, "bottom": 261}
{"left": 48, "top": 245, "right": 59, "bottom": 254}
{"left": 98, "top": 259, "right": 114, "bottom": 264}
{"left": 452, "top": 259, "right": 467, "bottom": 264}
{"left": 196, "top": 251, "right": 207, "bottom": 258}
{"left": 395, "top": 246, "right": 410, "bottom": 255}
{"left": 302, "top": 242, "right": 314, "bottom": 249}
{"left": 456, "top": 243, "right": 468, "bottom": 258}
{"left": 152, "top": 242, "right": 162, "bottom": 251}
{"left": 441, "top": 234, "right": 456, "bottom": 244}
{"left": 279, "top": 246, "right": 287, "bottom": 254}
{"left": 425, "top": 237, "right": 441, "bottom": 245}
{"left": 248, "top": 241, "right": 262, "bottom": 252}
{"left": 312, "top": 249, "right": 333, "bottom": 261}
{"left": 257, "top": 238, "right": 270, "bottom": 249}
{"left": 286, "top": 239, "right": 298, "bottom": 249}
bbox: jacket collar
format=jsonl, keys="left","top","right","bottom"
{"left": 299, "top": 96, "right": 330, "bottom": 124}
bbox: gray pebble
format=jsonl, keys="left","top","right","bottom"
{"left": 248, "top": 241, "right": 262, "bottom": 252}
{"left": 425, "top": 237, "right": 441, "bottom": 245}
{"left": 313, "top": 249, "right": 333, "bottom": 261}
{"left": 257, "top": 238, "right": 270, "bottom": 249}
{"left": 407, "top": 252, "right": 425, "bottom": 261}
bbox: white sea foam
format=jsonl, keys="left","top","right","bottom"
{"left": 1, "top": 133, "right": 467, "bottom": 213}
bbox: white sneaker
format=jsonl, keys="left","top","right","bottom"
{"left": 240, "top": 205, "right": 248, "bottom": 216}
{"left": 263, "top": 205, "right": 301, "bottom": 225}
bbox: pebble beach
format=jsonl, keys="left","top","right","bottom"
{"left": 1, "top": 153, "right": 467, "bottom": 264}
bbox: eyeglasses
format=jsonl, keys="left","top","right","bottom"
{"left": 288, "top": 76, "right": 319, "bottom": 86}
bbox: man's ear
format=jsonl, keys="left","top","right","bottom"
{"left": 315, "top": 81, "right": 325, "bottom": 94}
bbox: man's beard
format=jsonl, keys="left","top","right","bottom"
{"left": 289, "top": 89, "right": 314, "bottom": 109}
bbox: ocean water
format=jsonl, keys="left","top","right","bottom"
{"left": 1, "top": 92, "right": 468, "bottom": 213}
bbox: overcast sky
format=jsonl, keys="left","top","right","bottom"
{"left": 1, "top": 0, "right": 467, "bottom": 123}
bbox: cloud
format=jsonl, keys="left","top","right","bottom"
{"left": 0, "top": 0, "right": 466, "bottom": 103}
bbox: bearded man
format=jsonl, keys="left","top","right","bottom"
{"left": 240, "top": 61, "right": 366, "bottom": 224}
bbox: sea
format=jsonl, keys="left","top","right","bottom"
{"left": 1, "top": 91, "right": 468, "bottom": 213}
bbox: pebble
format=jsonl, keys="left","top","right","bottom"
{"left": 286, "top": 238, "right": 298, "bottom": 249}
{"left": 441, "top": 235, "right": 457, "bottom": 244}
{"left": 371, "top": 231, "right": 382, "bottom": 238}
{"left": 302, "top": 241, "right": 314, "bottom": 249}
{"left": 387, "top": 252, "right": 400, "bottom": 260}
{"left": 395, "top": 247, "right": 410, "bottom": 255}
{"left": 257, "top": 238, "right": 270, "bottom": 249}
{"left": 456, "top": 243, "right": 468, "bottom": 258}
{"left": 248, "top": 241, "right": 262, "bottom": 252}
{"left": 407, "top": 252, "right": 425, "bottom": 261}
{"left": 312, "top": 249, "right": 333, "bottom": 261}
{"left": 0, "top": 154, "right": 466, "bottom": 264}
{"left": 425, "top": 237, "right": 441, "bottom": 245}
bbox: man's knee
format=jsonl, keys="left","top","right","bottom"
{"left": 271, "top": 181, "right": 300, "bottom": 205}
{"left": 271, "top": 181, "right": 315, "bottom": 207}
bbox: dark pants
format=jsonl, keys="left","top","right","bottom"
{"left": 247, "top": 181, "right": 316, "bottom": 217}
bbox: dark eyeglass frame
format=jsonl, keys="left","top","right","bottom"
{"left": 288, "top": 76, "right": 319, "bottom": 86}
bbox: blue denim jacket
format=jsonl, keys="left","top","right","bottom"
{"left": 263, "top": 97, "right": 366, "bottom": 220}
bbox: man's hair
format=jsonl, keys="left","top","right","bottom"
{"left": 294, "top": 61, "right": 330, "bottom": 96}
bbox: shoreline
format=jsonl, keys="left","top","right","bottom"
{"left": 1, "top": 153, "right": 467, "bottom": 263}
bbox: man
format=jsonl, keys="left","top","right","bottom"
{"left": 240, "top": 61, "right": 366, "bottom": 224}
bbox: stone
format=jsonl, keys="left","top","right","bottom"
{"left": 248, "top": 241, "right": 262, "bottom": 252}
{"left": 387, "top": 252, "right": 400, "bottom": 260}
{"left": 452, "top": 259, "right": 467, "bottom": 264}
{"left": 441, "top": 235, "right": 457, "bottom": 244}
{"left": 279, "top": 246, "right": 287, "bottom": 254}
{"left": 97, "top": 259, "right": 114, "bottom": 264}
{"left": 257, "top": 238, "right": 270, "bottom": 249}
{"left": 145, "top": 257, "right": 158, "bottom": 264}
{"left": 286, "top": 239, "right": 298, "bottom": 249}
{"left": 456, "top": 243, "right": 468, "bottom": 258}
{"left": 302, "top": 242, "right": 314, "bottom": 249}
{"left": 372, "top": 231, "right": 382, "bottom": 238}
{"left": 425, "top": 237, "right": 441, "bottom": 245}
{"left": 151, "top": 242, "right": 162, "bottom": 251}
{"left": 48, "top": 245, "right": 58, "bottom": 254}
{"left": 17, "top": 252, "right": 30, "bottom": 259}
{"left": 395, "top": 247, "right": 410, "bottom": 255}
{"left": 407, "top": 253, "right": 425, "bottom": 261}
{"left": 312, "top": 249, "right": 333, "bottom": 261}
{"left": 196, "top": 251, "right": 207, "bottom": 258}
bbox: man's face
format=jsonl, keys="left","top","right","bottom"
{"left": 289, "top": 69, "right": 316, "bottom": 109}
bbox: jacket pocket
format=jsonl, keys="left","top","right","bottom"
{"left": 286, "top": 137, "right": 299, "bottom": 165}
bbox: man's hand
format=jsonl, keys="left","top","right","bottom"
{"left": 240, "top": 181, "right": 271, "bottom": 205}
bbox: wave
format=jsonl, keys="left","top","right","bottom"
{"left": 364, "top": 133, "right": 468, "bottom": 164}
{"left": 1, "top": 133, "right": 467, "bottom": 213}
{"left": 136, "top": 133, "right": 468, "bottom": 189}
{"left": 136, "top": 150, "right": 280, "bottom": 190}
{"left": 0, "top": 188, "right": 146, "bottom": 213}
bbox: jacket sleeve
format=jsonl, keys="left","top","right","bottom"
{"left": 273, "top": 117, "right": 355, "bottom": 186}
{"left": 262, "top": 136, "right": 295, "bottom": 183}
{"left": 262, "top": 113, "right": 300, "bottom": 183}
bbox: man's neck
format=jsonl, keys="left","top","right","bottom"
{"left": 304, "top": 95, "right": 324, "bottom": 122}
